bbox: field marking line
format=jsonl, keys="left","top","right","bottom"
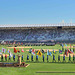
{"left": 7, "top": 47, "right": 32, "bottom": 49}
{"left": 26, "top": 64, "right": 30, "bottom": 67}
{"left": 36, "top": 71, "right": 75, "bottom": 73}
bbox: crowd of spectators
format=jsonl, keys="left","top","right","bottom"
{"left": 0, "top": 29, "right": 75, "bottom": 41}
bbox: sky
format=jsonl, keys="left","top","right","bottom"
{"left": 0, "top": 0, "right": 75, "bottom": 24}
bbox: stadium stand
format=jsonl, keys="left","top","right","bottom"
{"left": 0, "top": 28, "right": 75, "bottom": 41}
{"left": 0, "top": 23, "right": 75, "bottom": 44}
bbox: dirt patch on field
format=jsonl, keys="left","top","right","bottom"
{"left": 25, "top": 64, "right": 30, "bottom": 67}
{"left": 60, "top": 53, "right": 75, "bottom": 57}
{"left": 7, "top": 47, "right": 32, "bottom": 49}
{"left": 64, "top": 46, "right": 74, "bottom": 48}
{"left": 26, "top": 49, "right": 58, "bottom": 52}
{"left": 14, "top": 64, "right": 29, "bottom": 67}
{"left": 0, "top": 54, "right": 9, "bottom": 57}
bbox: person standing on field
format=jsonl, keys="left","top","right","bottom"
{"left": 13, "top": 54, "right": 15, "bottom": 61}
{"left": 22, "top": 55, "right": 23, "bottom": 61}
{"left": 53, "top": 55, "right": 56, "bottom": 62}
{"left": 5, "top": 54, "right": 7, "bottom": 61}
{"left": 27, "top": 54, "right": 29, "bottom": 60}
{"left": 36, "top": 55, "right": 38, "bottom": 61}
{"left": 58, "top": 55, "right": 60, "bottom": 62}
{"left": 31, "top": 54, "right": 33, "bottom": 61}
{"left": 9, "top": 53, "right": 11, "bottom": 61}
{"left": 43, "top": 55, "right": 44, "bottom": 62}
{"left": 73, "top": 54, "right": 75, "bottom": 62}
{"left": 1, "top": 54, "right": 3, "bottom": 61}
{"left": 63, "top": 54, "right": 66, "bottom": 62}
{"left": 47, "top": 55, "right": 48, "bottom": 62}
{"left": 69, "top": 54, "right": 71, "bottom": 62}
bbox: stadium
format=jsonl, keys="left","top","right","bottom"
{"left": 1, "top": 0, "right": 75, "bottom": 74}
{"left": 0, "top": 23, "right": 75, "bottom": 44}
{"left": 0, "top": 23, "right": 75, "bottom": 75}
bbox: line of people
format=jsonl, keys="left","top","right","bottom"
{"left": 27, "top": 54, "right": 75, "bottom": 62}
{"left": 1, "top": 54, "right": 75, "bottom": 62}
{"left": 1, "top": 54, "right": 24, "bottom": 61}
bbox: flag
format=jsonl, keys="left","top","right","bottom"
{"left": 59, "top": 49, "right": 62, "bottom": 54}
{"left": 53, "top": 49, "right": 54, "bottom": 52}
{"left": 32, "top": 52, "right": 35, "bottom": 55}
{"left": 14, "top": 48, "right": 17, "bottom": 53}
{"left": 2, "top": 48, "right": 6, "bottom": 53}
{"left": 37, "top": 50, "right": 42, "bottom": 56}
{"left": 65, "top": 43, "right": 67, "bottom": 47}
{"left": 41, "top": 49, "right": 44, "bottom": 53}
{"left": 47, "top": 50, "right": 49, "bottom": 55}
{"left": 54, "top": 51, "right": 56, "bottom": 53}
{"left": 32, "top": 49, "right": 34, "bottom": 52}
{"left": 35, "top": 50, "right": 38, "bottom": 53}
{"left": 7, "top": 49, "right": 10, "bottom": 53}
{"left": 18, "top": 49, "right": 20, "bottom": 53}
{"left": 10, "top": 52, "right": 13, "bottom": 57}
{"left": 32, "top": 49, "right": 36, "bottom": 55}
{"left": 29, "top": 48, "right": 32, "bottom": 53}
{"left": 53, "top": 49, "right": 56, "bottom": 54}
{"left": 62, "top": 43, "right": 64, "bottom": 47}
{"left": 71, "top": 49, "right": 73, "bottom": 53}
{"left": 21, "top": 48, "right": 24, "bottom": 52}
{"left": 49, "top": 52, "right": 52, "bottom": 56}
{"left": 70, "top": 44, "right": 71, "bottom": 48}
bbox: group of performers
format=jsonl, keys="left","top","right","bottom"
{"left": 26, "top": 54, "right": 75, "bottom": 62}
{"left": 0, "top": 53, "right": 75, "bottom": 62}
{"left": 1, "top": 54, "right": 24, "bottom": 61}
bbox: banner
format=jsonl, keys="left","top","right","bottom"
{"left": 2, "top": 48, "right": 6, "bottom": 53}
{"left": 21, "top": 48, "right": 24, "bottom": 52}
{"left": 14, "top": 48, "right": 17, "bottom": 53}
{"left": 37, "top": 50, "right": 42, "bottom": 56}
{"left": 32, "top": 49, "right": 35, "bottom": 55}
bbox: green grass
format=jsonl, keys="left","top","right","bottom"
{"left": 0, "top": 44, "right": 75, "bottom": 75}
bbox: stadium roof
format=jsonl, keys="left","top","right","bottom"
{"left": 0, "top": 23, "right": 75, "bottom": 28}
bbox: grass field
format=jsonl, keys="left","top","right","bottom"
{"left": 0, "top": 44, "right": 75, "bottom": 75}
